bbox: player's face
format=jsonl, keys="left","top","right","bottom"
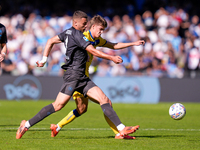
{"left": 91, "top": 24, "right": 105, "bottom": 38}
{"left": 76, "top": 18, "right": 88, "bottom": 32}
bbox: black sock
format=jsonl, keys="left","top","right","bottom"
{"left": 101, "top": 103, "right": 121, "bottom": 127}
{"left": 29, "top": 103, "right": 55, "bottom": 127}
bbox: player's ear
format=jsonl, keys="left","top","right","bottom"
{"left": 73, "top": 19, "right": 78, "bottom": 27}
{"left": 91, "top": 24, "right": 95, "bottom": 29}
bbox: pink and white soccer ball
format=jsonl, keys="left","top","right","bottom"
{"left": 169, "top": 103, "right": 186, "bottom": 120}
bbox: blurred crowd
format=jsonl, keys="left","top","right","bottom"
{"left": 1, "top": 1, "right": 200, "bottom": 78}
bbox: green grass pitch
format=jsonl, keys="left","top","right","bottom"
{"left": 0, "top": 100, "right": 199, "bottom": 150}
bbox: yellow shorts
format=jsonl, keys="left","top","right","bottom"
{"left": 72, "top": 91, "right": 85, "bottom": 100}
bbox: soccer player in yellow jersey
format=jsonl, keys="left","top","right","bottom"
{"left": 50, "top": 15, "right": 145, "bottom": 139}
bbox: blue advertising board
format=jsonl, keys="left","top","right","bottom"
{"left": 93, "top": 76, "right": 160, "bottom": 103}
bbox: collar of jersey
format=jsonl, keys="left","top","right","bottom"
{"left": 89, "top": 30, "right": 95, "bottom": 40}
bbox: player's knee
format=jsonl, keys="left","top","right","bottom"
{"left": 98, "top": 96, "right": 109, "bottom": 105}
{"left": 52, "top": 102, "right": 65, "bottom": 111}
{"left": 103, "top": 96, "right": 110, "bottom": 103}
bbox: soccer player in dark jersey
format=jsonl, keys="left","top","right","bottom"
{"left": 16, "top": 10, "right": 139, "bottom": 139}
{"left": 0, "top": 23, "right": 7, "bottom": 66}
{"left": 51, "top": 15, "right": 144, "bottom": 139}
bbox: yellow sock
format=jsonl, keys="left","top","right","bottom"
{"left": 58, "top": 110, "right": 76, "bottom": 128}
{"left": 104, "top": 114, "right": 119, "bottom": 135}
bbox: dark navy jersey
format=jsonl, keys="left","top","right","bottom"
{"left": 58, "top": 26, "right": 91, "bottom": 80}
{"left": 0, "top": 23, "right": 7, "bottom": 44}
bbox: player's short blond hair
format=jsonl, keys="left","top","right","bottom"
{"left": 73, "top": 10, "right": 88, "bottom": 20}
{"left": 89, "top": 15, "right": 107, "bottom": 29}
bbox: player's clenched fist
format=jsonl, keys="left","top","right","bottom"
{"left": 112, "top": 56, "right": 123, "bottom": 64}
{"left": 133, "top": 40, "right": 145, "bottom": 46}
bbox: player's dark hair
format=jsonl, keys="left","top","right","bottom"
{"left": 73, "top": 10, "right": 88, "bottom": 20}
{"left": 89, "top": 15, "right": 107, "bottom": 29}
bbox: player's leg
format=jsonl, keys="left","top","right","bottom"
{"left": 103, "top": 114, "right": 135, "bottom": 139}
{"left": 89, "top": 97, "right": 118, "bottom": 134}
{"left": 87, "top": 86, "right": 139, "bottom": 137}
{"left": 59, "top": 96, "right": 88, "bottom": 128}
{"left": 87, "top": 86, "right": 122, "bottom": 126}
{"left": 16, "top": 92, "right": 71, "bottom": 139}
{"left": 89, "top": 96, "right": 135, "bottom": 139}
{"left": 75, "top": 93, "right": 88, "bottom": 115}
{"left": 51, "top": 93, "right": 121, "bottom": 138}
{"left": 51, "top": 92, "right": 88, "bottom": 137}
{"left": 53, "top": 94, "right": 121, "bottom": 138}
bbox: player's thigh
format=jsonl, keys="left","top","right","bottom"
{"left": 89, "top": 97, "right": 100, "bottom": 104}
{"left": 52, "top": 92, "right": 71, "bottom": 111}
{"left": 87, "top": 86, "right": 109, "bottom": 105}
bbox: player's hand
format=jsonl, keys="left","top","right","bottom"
{"left": 36, "top": 61, "right": 46, "bottom": 67}
{"left": 134, "top": 40, "right": 145, "bottom": 46}
{"left": 112, "top": 56, "right": 123, "bottom": 64}
{"left": 36, "top": 56, "right": 47, "bottom": 67}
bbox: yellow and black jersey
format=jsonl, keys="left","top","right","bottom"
{"left": 83, "top": 30, "right": 107, "bottom": 77}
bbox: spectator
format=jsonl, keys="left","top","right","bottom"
{"left": 1, "top": 1, "right": 200, "bottom": 78}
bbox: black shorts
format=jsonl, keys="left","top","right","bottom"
{"left": 60, "top": 77, "right": 96, "bottom": 97}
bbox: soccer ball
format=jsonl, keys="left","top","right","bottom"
{"left": 169, "top": 103, "right": 186, "bottom": 120}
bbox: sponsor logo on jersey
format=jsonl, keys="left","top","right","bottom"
{"left": 66, "top": 30, "right": 72, "bottom": 35}
{"left": 83, "top": 36, "right": 89, "bottom": 41}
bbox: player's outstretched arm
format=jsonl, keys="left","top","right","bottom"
{"left": 105, "top": 40, "right": 145, "bottom": 50}
{"left": 85, "top": 45, "right": 123, "bottom": 64}
{"left": 36, "top": 35, "right": 62, "bottom": 67}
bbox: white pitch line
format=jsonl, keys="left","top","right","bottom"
{"left": 0, "top": 128, "right": 200, "bottom": 131}
{"left": 142, "top": 128, "right": 200, "bottom": 131}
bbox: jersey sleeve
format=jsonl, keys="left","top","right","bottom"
{"left": 75, "top": 31, "right": 91, "bottom": 49}
{"left": 98, "top": 36, "right": 107, "bottom": 47}
{"left": 58, "top": 30, "right": 66, "bottom": 42}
